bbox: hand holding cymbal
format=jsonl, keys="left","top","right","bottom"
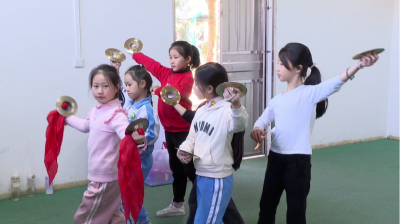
{"left": 125, "top": 118, "right": 149, "bottom": 135}
{"left": 352, "top": 48, "right": 384, "bottom": 60}
{"left": 216, "top": 82, "right": 247, "bottom": 102}
{"left": 254, "top": 135, "right": 266, "bottom": 150}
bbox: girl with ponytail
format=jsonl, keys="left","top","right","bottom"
{"left": 251, "top": 42, "right": 379, "bottom": 224}
{"left": 129, "top": 41, "right": 201, "bottom": 218}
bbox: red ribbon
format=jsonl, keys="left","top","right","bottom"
{"left": 118, "top": 128, "right": 145, "bottom": 222}
{"left": 44, "top": 110, "right": 65, "bottom": 185}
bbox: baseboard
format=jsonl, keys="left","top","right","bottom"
{"left": 0, "top": 180, "right": 88, "bottom": 200}
{"left": 387, "top": 135, "right": 400, "bottom": 140}
{"left": 311, "top": 136, "right": 386, "bottom": 150}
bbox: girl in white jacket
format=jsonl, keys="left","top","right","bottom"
{"left": 178, "top": 62, "right": 249, "bottom": 224}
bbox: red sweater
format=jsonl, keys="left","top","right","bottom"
{"left": 132, "top": 53, "right": 193, "bottom": 132}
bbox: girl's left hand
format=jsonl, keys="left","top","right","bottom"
{"left": 177, "top": 150, "right": 193, "bottom": 164}
{"left": 359, "top": 52, "right": 379, "bottom": 68}
{"left": 224, "top": 87, "right": 241, "bottom": 109}
{"left": 110, "top": 60, "right": 121, "bottom": 73}
{"left": 132, "top": 131, "right": 145, "bottom": 145}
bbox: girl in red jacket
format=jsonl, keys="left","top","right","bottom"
{"left": 130, "top": 41, "right": 200, "bottom": 217}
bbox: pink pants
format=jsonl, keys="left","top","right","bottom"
{"left": 74, "top": 180, "right": 125, "bottom": 224}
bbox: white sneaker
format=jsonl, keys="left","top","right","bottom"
{"left": 156, "top": 202, "right": 185, "bottom": 217}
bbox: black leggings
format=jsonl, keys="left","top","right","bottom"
{"left": 165, "top": 131, "right": 196, "bottom": 203}
{"left": 258, "top": 151, "right": 311, "bottom": 224}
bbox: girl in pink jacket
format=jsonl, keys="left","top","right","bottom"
{"left": 66, "top": 64, "right": 141, "bottom": 224}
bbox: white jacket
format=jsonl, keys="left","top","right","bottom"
{"left": 179, "top": 100, "right": 249, "bottom": 178}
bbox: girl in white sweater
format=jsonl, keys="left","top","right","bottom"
{"left": 177, "top": 62, "right": 249, "bottom": 224}
{"left": 251, "top": 43, "right": 379, "bottom": 224}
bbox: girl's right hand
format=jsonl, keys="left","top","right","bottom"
{"left": 151, "top": 85, "right": 160, "bottom": 95}
{"left": 251, "top": 127, "right": 267, "bottom": 143}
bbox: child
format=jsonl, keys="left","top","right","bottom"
{"left": 120, "top": 65, "right": 159, "bottom": 224}
{"left": 177, "top": 62, "right": 249, "bottom": 224}
{"left": 172, "top": 94, "right": 245, "bottom": 224}
{"left": 65, "top": 64, "right": 142, "bottom": 224}
{"left": 130, "top": 41, "right": 201, "bottom": 217}
{"left": 250, "top": 43, "right": 379, "bottom": 224}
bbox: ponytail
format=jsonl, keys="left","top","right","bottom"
{"left": 231, "top": 131, "right": 245, "bottom": 171}
{"left": 279, "top": 43, "right": 329, "bottom": 119}
{"left": 190, "top": 45, "right": 201, "bottom": 68}
{"left": 304, "top": 66, "right": 328, "bottom": 118}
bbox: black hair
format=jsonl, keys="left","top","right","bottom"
{"left": 195, "top": 62, "right": 244, "bottom": 170}
{"left": 89, "top": 64, "right": 123, "bottom": 101}
{"left": 194, "top": 62, "right": 228, "bottom": 97}
{"left": 125, "top": 65, "right": 153, "bottom": 106}
{"left": 169, "top": 41, "right": 201, "bottom": 69}
{"left": 279, "top": 43, "right": 328, "bottom": 119}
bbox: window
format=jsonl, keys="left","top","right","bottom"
{"left": 174, "top": 0, "right": 221, "bottom": 109}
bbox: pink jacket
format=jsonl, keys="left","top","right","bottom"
{"left": 66, "top": 100, "right": 129, "bottom": 183}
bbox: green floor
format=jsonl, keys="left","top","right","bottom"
{"left": 0, "top": 139, "right": 398, "bottom": 224}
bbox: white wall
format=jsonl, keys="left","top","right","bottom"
{"left": 0, "top": 0, "right": 173, "bottom": 196}
{"left": 275, "top": 0, "right": 397, "bottom": 146}
{"left": 386, "top": 0, "right": 399, "bottom": 138}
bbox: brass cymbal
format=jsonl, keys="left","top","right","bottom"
{"left": 216, "top": 82, "right": 247, "bottom": 99}
{"left": 352, "top": 48, "right": 385, "bottom": 60}
{"left": 160, "top": 86, "right": 181, "bottom": 106}
{"left": 105, "top": 48, "right": 126, "bottom": 62}
{"left": 56, "top": 96, "right": 78, "bottom": 117}
{"left": 125, "top": 118, "right": 149, "bottom": 135}
{"left": 124, "top": 38, "right": 143, "bottom": 54}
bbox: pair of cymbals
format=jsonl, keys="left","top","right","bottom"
{"left": 125, "top": 118, "right": 149, "bottom": 135}
{"left": 105, "top": 48, "right": 126, "bottom": 62}
{"left": 352, "top": 48, "right": 384, "bottom": 60}
{"left": 105, "top": 38, "right": 143, "bottom": 62}
{"left": 160, "top": 86, "right": 181, "bottom": 106}
{"left": 56, "top": 96, "right": 78, "bottom": 117}
{"left": 216, "top": 82, "right": 247, "bottom": 100}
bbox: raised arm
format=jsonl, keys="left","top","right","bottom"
{"left": 132, "top": 53, "right": 171, "bottom": 84}
{"left": 306, "top": 52, "right": 380, "bottom": 104}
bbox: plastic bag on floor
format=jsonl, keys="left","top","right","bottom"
{"left": 144, "top": 122, "right": 174, "bottom": 186}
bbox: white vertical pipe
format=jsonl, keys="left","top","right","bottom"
{"left": 73, "top": 0, "right": 83, "bottom": 67}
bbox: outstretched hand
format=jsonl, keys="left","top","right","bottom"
{"left": 359, "top": 52, "right": 379, "bottom": 68}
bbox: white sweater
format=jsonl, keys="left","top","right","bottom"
{"left": 254, "top": 75, "right": 345, "bottom": 155}
{"left": 179, "top": 100, "right": 249, "bottom": 178}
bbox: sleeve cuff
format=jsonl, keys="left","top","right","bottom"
{"left": 231, "top": 105, "right": 245, "bottom": 117}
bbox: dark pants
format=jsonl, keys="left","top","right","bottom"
{"left": 186, "top": 178, "right": 245, "bottom": 224}
{"left": 165, "top": 131, "right": 196, "bottom": 203}
{"left": 258, "top": 151, "right": 311, "bottom": 224}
